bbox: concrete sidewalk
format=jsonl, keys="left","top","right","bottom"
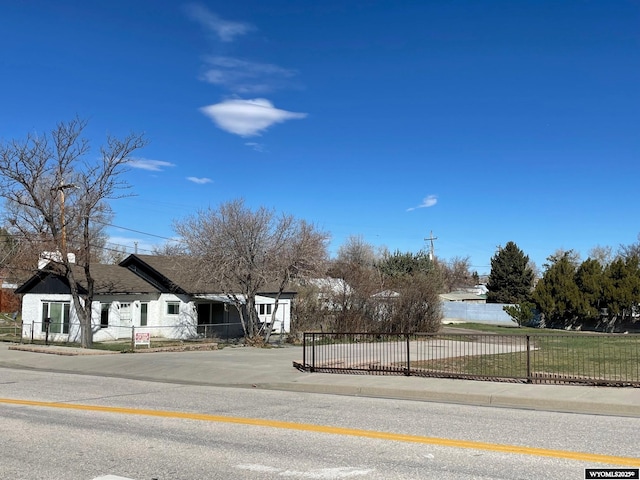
{"left": 0, "top": 343, "right": 638, "bottom": 417}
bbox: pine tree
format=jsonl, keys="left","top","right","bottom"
{"left": 532, "top": 252, "right": 581, "bottom": 329}
{"left": 486, "top": 241, "right": 534, "bottom": 304}
{"left": 574, "top": 258, "right": 605, "bottom": 323}
{"left": 601, "top": 256, "right": 640, "bottom": 330}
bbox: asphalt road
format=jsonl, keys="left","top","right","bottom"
{"left": 0, "top": 368, "right": 638, "bottom": 480}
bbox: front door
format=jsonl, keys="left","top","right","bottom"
{"left": 197, "top": 303, "right": 210, "bottom": 335}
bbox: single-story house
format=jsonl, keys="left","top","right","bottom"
{"left": 16, "top": 254, "right": 294, "bottom": 343}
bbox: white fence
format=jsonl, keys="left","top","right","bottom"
{"left": 441, "top": 302, "right": 515, "bottom": 326}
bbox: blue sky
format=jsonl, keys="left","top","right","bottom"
{"left": 1, "top": 0, "right": 638, "bottom": 274}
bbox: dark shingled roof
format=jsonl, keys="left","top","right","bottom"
{"left": 17, "top": 254, "right": 297, "bottom": 296}
{"left": 119, "top": 254, "right": 217, "bottom": 294}
{"left": 84, "top": 263, "right": 161, "bottom": 294}
{"left": 16, "top": 262, "right": 161, "bottom": 295}
{"left": 121, "top": 254, "right": 296, "bottom": 295}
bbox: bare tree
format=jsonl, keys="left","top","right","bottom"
{"left": 383, "top": 273, "right": 442, "bottom": 333}
{"left": 328, "top": 237, "right": 383, "bottom": 331}
{"left": 0, "top": 118, "right": 147, "bottom": 347}
{"left": 618, "top": 235, "right": 640, "bottom": 261}
{"left": 588, "top": 245, "right": 614, "bottom": 267}
{"left": 335, "top": 235, "right": 379, "bottom": 269}
{"left": 100, "top": 243, "right": 130, "bottom": 265}
{"left": 174, "top": 199, "right": 329, "bottom": 342}
{"left": 436, "top": 256, "right": 474, "bottom": 292}
{"left": 262, "top": 220, "right": 329, "bottom": 341}
{"left": 152, "top": 241, "right": 188, "bottom": 256}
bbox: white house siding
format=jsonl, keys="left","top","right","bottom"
{"left": 134, "top": 293, "right": 198, "bottom": 340}
{"left": 21, "top": 291, "right": 294, "bottom": 342}
{"left": 21, "top": 293, "right": 80, "bottom": 343}
{"left": 92, "top": 294, "right": 162, "bottom": 342}
{"left": 21, "top": 293, "right": 166, "bottom": 343}
{"left": 256, "top": 294, "right": 292, "bottom": 333}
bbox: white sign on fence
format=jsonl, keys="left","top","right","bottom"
{"left": 134, "top": 331, "right": 151, "bottom": 348}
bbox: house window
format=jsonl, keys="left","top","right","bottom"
{"left": 42, "top": 302, "right": 70, "bottom": 334}
{"left": 258, "top": 304, "right": 272, "bottom": 316}
{"left": 140, "top": 303, "right": 148, "bottom": 326}
{"left": 100, "top": 303, "right": 110, "bottom": 328}
{"left": 167, "top": 302, "right": 180, "bottom": 315}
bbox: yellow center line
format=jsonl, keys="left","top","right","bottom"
{"left": 1, "top": 397, "right": 638, "bottom": 467}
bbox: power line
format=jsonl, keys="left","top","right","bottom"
{"left": 424, "top": 231, "right": 438, "bottom": 261}
{"left": 1, "top": 233, "right": 160, "bottom": 255}
{"left": 91, "top": 220, "right": 178, "bottom": 241}
{"left": 3, "top": 218, "right": 178, "bottom": 243}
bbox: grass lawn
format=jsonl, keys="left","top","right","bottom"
{"left": 0, "top": 316, "right": 22, "bottom": 343}
{"left": 417, "top": 324, "right": 640, "bottom": 383}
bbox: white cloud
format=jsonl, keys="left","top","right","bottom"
{"left": 201, "top": 56, "right": 297, "bottom": 94}
{"left": 200, "top": 98, "right": 307, "bottom": 137}
{"left": 245, "top": 142, "right": 266, "bottom": 152}
{"left": 187, "top": 177, "right": 213, "bottom": 184}
{"left": 130, "top": 159, "right": 176, "bottom": 172}
{"left": 407, "top": 195, "right": 438, "bottom": 211}
{"left": 185, "top": 4, "right": 254, "bottom": 42}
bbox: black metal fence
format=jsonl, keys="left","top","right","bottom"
{"left": 297, "top": 332, "right": 640, "bottom": 387}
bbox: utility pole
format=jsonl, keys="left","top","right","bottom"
{"left": 425, "top": 231, "right": 438, "bottom": 262}
{"left": 51, "top": 182, "right": 77, "bottom": 252}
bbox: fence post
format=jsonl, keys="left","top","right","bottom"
{"left": 31, "top": 321, "right": 34, "bottom": 344}
{"left": 406, "top": 334, "right": 411, "bottom": 376}
{"left": 311, "top": 333, "right": 315, "bottom": 372}
{"left": 44, "top": 318, "right": 50, "bottom": 345}
{"left": 302, "top": 333, "right": 306, "bottom": 368}
{"left": 526, "top": 335, "right": 531, "bottom": 383}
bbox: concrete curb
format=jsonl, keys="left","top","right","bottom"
{"left": 255, "top": 382, "right": 640, "bottom": 417}
{"left": 1, "top": 343, "right": 639, "bottom": 418}
{"left": 8, "top": 345, "right": 117, "bottom": 356}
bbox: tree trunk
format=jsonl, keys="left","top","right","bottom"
{"left": 263, "top": 298, "right": 280, "bottom": 343}
{"left": 79, "top": 313, "right": 93, "bottom": 348}
{"left": 246, "top": 296, "right": 257, "bottom": 338}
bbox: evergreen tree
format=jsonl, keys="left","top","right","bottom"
{"left": 532, "top": 252, "right": 581, "bottom": 328}
{"left": 377, "top": 250, "right": 433, "bottom": 278}
{"left": 601, "top": 256, "right": 640, "bottom": 330}
{"left": 486, "top": 241, "right": 534, "bottom": 303}
{"left": 574, "top": 258, "right": 605, "bottom": 323}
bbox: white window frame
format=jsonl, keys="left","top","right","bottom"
{"left": 140, "top": 302, "right": 148, "bottom": 326}
{"left": 100, "top": 303, "right": 110, "bottom": 329}
{"left": 167, "top": 302, "right": 180, "bottom": 315}
{"left": 42, "top": 301, "right": 71, "bottom": 334}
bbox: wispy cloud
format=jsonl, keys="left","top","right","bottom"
{"left": 201, "top": 56, "right": 298, "bottom": 94}
{"left": 185, "top": 4, "right": 254, "bottom": 42}
{"left": 245, "top": 142, "right": 266, "bottom": 152}
{"left": 407, "top": 195, "right": 438, "bottom": 211}
{"left": 187, "top": 177, "right": 213, "bottom": 184}
{"left": 130, "top": 159, "right": 176, "bottom": 172}
{"left": 186, "top": 5, "right": 306, "bottom": 137}
{"left": 200, "top": 98, "right": 307, "bottom": 137}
